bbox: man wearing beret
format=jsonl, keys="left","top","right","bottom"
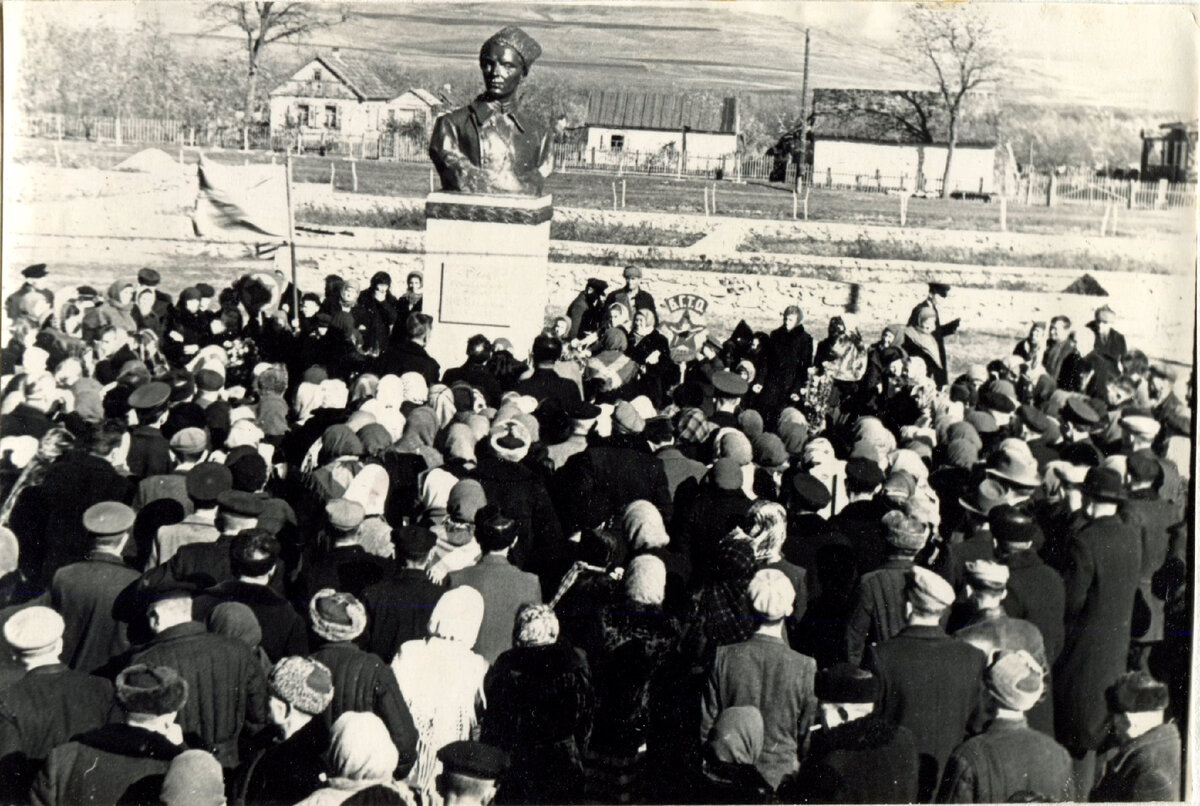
{"left": 1090, "top": 671, "right": 1180, "bottom": 802}
{"left": 50, "top": 502, "right": 142, "bottom": 674}
{"left": 31, "top": 664, "right": 186, "bottom": 806}
{"left": 784, "top": 663, "right": 918, "bottom": 804}
{"left": 437, "top": 740, "right": 510, "bottom": 806}
{"left": 937, "top": 650, "right": 1073, "bottom": 803}
{"left": 1053, "top": 467, "right": 1141, "bottom": 796}
{"left": 0, "top": 607, "right": 115, "bottom": 803}
{"left": 429, "top": 25, "right": 553, "bottom": 195}
{"left": 864, "top": 566, "right": 987, "bottom": 802}
{"left": 361, "top": 525, "right": 448, "bottom": 663}
{"left": 128, "top": 581, "right": 268, "bottom": 768}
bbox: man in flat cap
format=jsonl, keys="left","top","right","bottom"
{"left": 429, "top": 25, "right": 553, "bottom": 195}
{"left": 148, "top": 462, "right": 230, "bottom": 569}
{"left": 1090, "top": 671, "right": 1180, "bottom": 802}
{"left": 701, "top": 569, "right": 817, "bottom": 789}
{"left": 32, "top": 664, "right": 187, "bottom": 806}
{"left": 844, "top": 510, "right": 929, "bottom": 666}
{"left": 864, "top": 566, "right": 987, "bottom": 801}
{"left": 4, "top": 264, "right": 55, "bottom": 324}
{"left": 50, "top": 501, "right": 141, "bottom": 674}
{"left": 300, "top": 498, "right": 389, "bottom": 600}
{"left": 437, "top": 740, "right": 510, "bottom": 806}
{"left": 785, "top": 663, "right": 918, "bottom": 804}
{"left": 360, "top": 525, "right": 447, "bottom": 663}
{"left": 0, "top": 606, "right": 115, "bottom": 802}
{"left": 604, "top": 265, "right": 657, "bottom": 317}
{"left": 937, "top": 650, "right": 1073, "bottom": 803}
{"left": 128, "top": 578, "right": 268, "bottom": 768}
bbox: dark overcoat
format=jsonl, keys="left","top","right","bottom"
{"left": 1000, "top": 548, "right": 1066, "bottom": 664}
{"left": 51, "top": 552, "right": 140, "bottom": 674}
{"left": 30, "top": 723, "right": 182, "bottom": 806}
{"left": 1090, "top": 721, "right": 1181, "bottom": 802}
{"left": 360, "top": 570, "right": 448, "bottom": 662}
{"left": 787, "top": 715, "right": 919, "bottom": 804}
{"left": 936, "top": 716, "right": 1073, "bottom": 803}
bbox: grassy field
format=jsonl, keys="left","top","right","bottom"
{"left": 12, "top": 137, "right": 1194, "bottom": 237}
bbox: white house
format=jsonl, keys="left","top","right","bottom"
{"left": 808, "top": 89, "right": 999, "bottom": 194}
{"left": 269, "top": 51, "right": 441, "bottom": 140}
{"left": 583, "top": 91, "right": 739, "bottom": 163}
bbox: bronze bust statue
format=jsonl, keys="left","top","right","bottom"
{"left": 429, "top": 26, "right": 553, "bottom": 196}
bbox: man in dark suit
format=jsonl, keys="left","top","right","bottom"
{"left": 441, "top": 334, "right": 502, "bottom": 407}
{"left": 376, "top": 312, "right": 440, "bottom": 387}
{"left": 865, "top": 566, "right": 988, "bottom": 802}
{"left": 361, "top": 526, "right": 447, "bottom": 662}
{"left": 449, "top": 509, "right": 541, "bottom": 665}
{"left": 907, "top": 282, "right": 960, "bottom": 374}
{"left": 515, "top": 335, "right": 581, "bottom": 411}
{"left": 1085, "top": 305, "right": 1127, "bottom": 383}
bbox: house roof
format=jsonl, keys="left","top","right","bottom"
{"left": 270, "top": 52, "right": 395, "bottom": 101}
{"left": 392, "top": 88, "right": 442, "bottom": 107}
{"left": 809, "top": 88, "right": 998, "bottom": 147}
{"left": 585, "top": 91, "right": 737, "bottom": 134}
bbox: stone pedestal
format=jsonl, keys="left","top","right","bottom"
{"left": 422, "top": 192, "right": 552, "bottom": 368}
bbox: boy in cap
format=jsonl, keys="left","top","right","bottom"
{"left": 604, "top": 265, "right": 656, "bottom": 317}
{"left": 429, "top": 25, "right": 552, "bottom": 195}
{"left": 937, "top": 650, "right": 1073, "bottom": 803}
{"left": 361, "top": 525, "right": 446, "bottom": 663}
{"left": 129, "top": 579, "right": 268, "bottom": 768}
{"left": 700, "top": 569, "right": 817, "bottom": 789}
{"left": 50, "top": 501, "right": 141, "bottom": 673}
{"left": 844, "top": 510, "right": 928, "bottom": 665}
{"left": 237, "top": 656, "right": 335, "bottom": 806}
{"left": 127, "top": 381, "right": 174, "bottom": 480}
{"left": 437, "top": 740, "right": 510, "bottom": 806}
{"left": 0, "top": 606, "right": 115, "bottom": 801}
{"left": 301, "top": 498, "right": 389, "bottom": 600}
{"left": 786, "top": 663, "right": 918, "bottom": 804}
{"left": 31, "top": 664, "right": 187, "bottom": 806}
{"left": 1090, "top": 672, "right": 1180, "bottom": 802}
{"left": 864, "top": 566, "right": 987, "bottom": 801}
{"left": 307, "top": 590, "right": 419, "bottom": 778}
{"left": 148, "top": 462, "right": 231, "bottom": 568}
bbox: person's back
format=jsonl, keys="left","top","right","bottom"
{"left": 938, "top": 716, "right": 1072, "bottom": 803}
{"left": 790, "top": 714, "right": 919, "bottom": 804}
{"left": 52, "top": 553, "right": 140, "bottom": 674}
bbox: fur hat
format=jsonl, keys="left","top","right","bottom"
{"left": 514, "top": 604, "right": 559, "bottom": 647}
{"left": 309, "top": 589, "right": 368, "bottom": 642}
{"left": 116, "top": 664, "right": 188, "bottom": 715}
{"left": 489, "top": 419, "right": 532, "bottom": 462}
{"left": 268, "top": 656, "right": 334, "bottom": 715}
{"left": 883, "top": 510, "right": 927, "bottom": 552}
{"left": 1106, "top": 671, "right": 1169, "bottom": 713}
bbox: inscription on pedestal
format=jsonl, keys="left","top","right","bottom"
{"left": 437, "top": 260, "right": 524, "bottom": 328}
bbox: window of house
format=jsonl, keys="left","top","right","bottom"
{"left": 325, "top": 105, "right": 339, "bottom": 130}
{"left": 313, "top": 68, "right": 322, "bottom": 82}
{"left": 610, "top": 134, "right": 625, "bottom": 152}
{"left": 296, "top": 104, "right": 310, "bottom": 127}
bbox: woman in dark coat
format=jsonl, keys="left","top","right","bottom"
{"left": 481, "top": 604, "right": 595, "bottom": 805}
{"left": 756, "top": 306, "right": 814, "bottom": 423}
{"left": 625, "top": 307, "right": 676, "bottom": 407}
{"left": 354, "top": 272, "right": 399, "bottom": 357}
{"left": 164, "top": 287, "right": 210, "bottom": 365}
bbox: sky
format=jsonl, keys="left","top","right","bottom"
{"left": 5, "top": 1, "right": 1198, "bottom": 114}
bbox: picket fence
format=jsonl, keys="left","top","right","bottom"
{"left": 18, "top": 112, "right": 1197, "bottom": 210}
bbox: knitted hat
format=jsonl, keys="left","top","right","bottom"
{"left": 268, "top": 656, "right": 335, "bottom": 715}
{"left": 115, "top": 664, "right": 188, "bottom": 715}
{"left": 737, "top": 410, "right": 765, "bottom": 441}
{"left": 514, "top": 604, "right": 559, "bottom": 647}
{"left": 161, "top": 750, "right": 225, "bottom": 806}
{"left": 309, "top": 589, "right": 368, "bottom": 642}
{"left": 748, "top": 568, "right": 795, "bottom": 621}
{"left": 752, "top": 433, "right": 789, "bottom": 471}
{"left": 905, "top": 566, "right": 955, "bottom": 612}
{"left": 986, "top": 650, "right": 1045, "bottom": 712}
{"left": 815, "top": 663, "right": 880, "bottom": 704}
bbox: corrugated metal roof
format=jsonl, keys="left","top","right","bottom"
{"left": 585, "top": 91, "right": 737, "bottom": 134}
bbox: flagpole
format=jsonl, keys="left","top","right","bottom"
{"left": 284, "top": 153, "right": 300, "bottom": 327}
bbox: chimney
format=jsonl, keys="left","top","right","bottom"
{"left": 331, "top": 47, "right": 340, "bottom": 56}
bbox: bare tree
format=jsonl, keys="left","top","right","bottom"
{"left": 905, "top": 5, "right": 1001, "bottom": 197}
{"left": 206, "top": 2, "right": 350, "bottom": 121}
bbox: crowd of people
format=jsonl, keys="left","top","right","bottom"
{"left": 0, "top": 258, "right": 1192, "bottom": 805}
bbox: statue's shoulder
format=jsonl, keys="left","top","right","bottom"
{"left": 433, "top": 104, "right": 472, "bottom": 131}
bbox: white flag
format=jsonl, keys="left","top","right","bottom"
{"left": 192, "top": 156, "right": 289, "bottom": 240}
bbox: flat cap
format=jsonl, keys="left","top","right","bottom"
{"left": 1127, "top": 452, "right": 1164, "bottom": 485}
{"left": 128, "top": 381, "right": 170, "bottom": 410}
{"left": 186, "top": 462, "right": 233, "bottom": 504}
{"left": 170, "top": 427, "right": 209, "bottom": 454}
{"left": 964, "top": 410, "right": 999, "bottom": 435}
{"left": 1106, "top": 671, "right": 1169, "bottom": 713}
{"left": 196, "top": 282, "right": 216, "bottom": 298}
{"left": 929, "top": 282, "right": 951, "bottom": 296}
{"left": 216, "top": 489, "right": 266, "bottom": 518}
{"left": 586, "top": 278, "right": 608, "bottom": 292}
{"left": 21, "top": 264, "right": 48, "bottom": 279}
{"left": 1062, "top": 397, "right": 1101, "bottom": 427}
{"left": 137, "top": 268, "right": 162, "bottom": 286}
{"left": 612, "top": 400, "right": 645, "bottom": 434}
{"left": 396, "top": 524, "right": 437, "bottom": 560}
{"left": 195, "top": 369, "right": 224, "bottom": 393}
{"left": 790, "top": 473, "right": 832, "bottom": 511}
{"left": 711, "top": 370, "right": 748, "bottom": 398}
{"left": 845, "top": 457, "right": 885, "bottom": 489}
{"left": 711, "top": 457, "right": 743, "bottom": 491}
{"left": 815, "top": 663, "right": 880, "bottom": 704}
{"left": 905, "top": 566, "right": 955, "bottom": 611}
{"left": 717, "top": 429, "right": 753, "bottom": 466}
{"left": 179, "top": 287, "right": 202, "bottom": 304}
{"left": 483, "top": 25, "right": 542, "bottom": 67}
{"left": 439, "top": 741, "right": 510, "bottom": 780}
{"left": 326, "top": 498, "right": 365, "bottom": 531}
{"left": 82, "top": 501, "right": 136, "bottom": 536}
{"left": 748, "top": 568, "right": 795, "bottom": 621}
{"left": 965, "top": 559, "right": 1010, "bottom": 591}
{"left": 623, "top": 265, "right": 643, "bottom": 279}
{"left": 3, "top": 606, "right": 65, "bottom": 654}
{"left": 1119, "top": 414, "right": 1160, "bottom": 440}
{"left": 752, "top": 433, "right": 789, "bottom": 471}
{"left": 1017, "top": 404, "right": 1053, "bottom": 434}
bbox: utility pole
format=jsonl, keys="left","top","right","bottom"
{"left": 796, "top": 27, "right": 812, "bottom": 191}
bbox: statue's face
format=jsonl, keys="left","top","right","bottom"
{"left": 480, "top": 43, "right": 524, "bottom": 101}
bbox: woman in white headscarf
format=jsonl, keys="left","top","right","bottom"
{"left": 293, "top": 712, "right": 415, "bottom": 806}
{"left": 344, "top": 464, "right": 394, "bottom": 558}
{"left": 391, "top": 586, "right": 489, "bottom": 804}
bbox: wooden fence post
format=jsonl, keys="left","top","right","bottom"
{"left": 899, "top": 194, "right": 908, "bottom": 227}
{"left": 711, "top": 183, "right": 717, "bottom": 214}
{"left": 999, "top": 196, "right": 1007, "bottom": 232}
{"left": 430, "top": 167, "right": 435, "bottom": 193}
{"left": 704, "top": 186, "right": 710, "bottom": 217}
{"left": 1155, "top": 178, "right": 1168, "bottom": 209}
{"left": 351, "top": 160, "right": 358, "bottom": 192}
{"left": 621, "top": 179, "right": 627, "bottom": 208}
{"left": 243, "top": 126, "right": 249, "bottom": 152}
{"left": 612, "top": 181, "right": 618, "bottom": 211}
{"left": 1046, "top": 174, "right": 1057, "bottom": 207}
{"left": 792, "top": 191, "right": 798, "bottom": 220}
{"left": 330, "top": 163, "right": 336, "bottom": 191}
{"left": 1127, "top": 178, "right": 1136, "bottom": 210}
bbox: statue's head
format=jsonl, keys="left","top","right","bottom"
{"left": 479, "top": 26, "right": 541, "bottom": 102}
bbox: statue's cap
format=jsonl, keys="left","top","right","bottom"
{"left": 483, "top": 26, "right": 542, "bottom": 67}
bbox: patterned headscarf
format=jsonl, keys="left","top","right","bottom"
{"left": 514, "top": 604, "right": 559, "bottom": 648}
